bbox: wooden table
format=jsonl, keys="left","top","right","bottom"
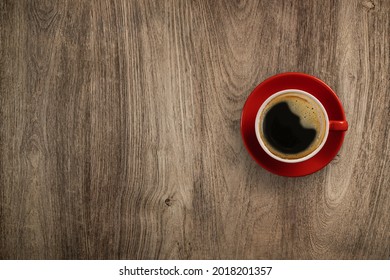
{"left": 1, "top": 0, "right": 389, "bottom": 259}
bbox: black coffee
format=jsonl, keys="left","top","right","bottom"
{"left": 259, "top": 92, "right": 326, "bottom": 160}
{"left": 263, "top": 102, "right": 316, "bottom": 154}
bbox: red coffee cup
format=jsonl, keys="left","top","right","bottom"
{"left": 241, "top": 72, "right": 348, "bottom": 177}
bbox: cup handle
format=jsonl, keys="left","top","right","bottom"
{"left": 329, "top": 120, "right": 348, "bottom": 131}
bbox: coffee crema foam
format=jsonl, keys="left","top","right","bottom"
{"left": 260, "top": 92, "right": 327, "bottom": 160}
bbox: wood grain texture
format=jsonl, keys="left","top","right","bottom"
{"left": 0, "top": 0, "right": 389, "bottom": 259}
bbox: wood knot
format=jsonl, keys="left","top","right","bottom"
{"left": 331, "top": 154, "right": 341, "bottom": 164}
{"left": 164, "top": 198, "right": 173, "bottom": 206}
{"left": 362, "top": 1, "right": 375, "bottom": 10}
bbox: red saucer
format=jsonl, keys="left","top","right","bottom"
{"left": 241, "top": 72, "right": 347, "bottom": 177}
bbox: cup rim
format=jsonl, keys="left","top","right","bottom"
{"left": 255, "top": 89, "right": 330, "bottom": 163}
